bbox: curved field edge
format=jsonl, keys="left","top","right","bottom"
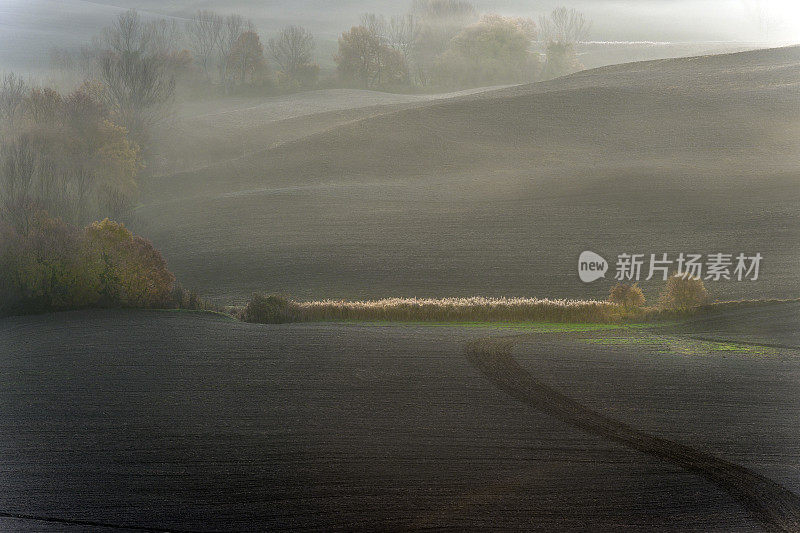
{"left": 464, "top": 332, "right": 800, "bottom": 532}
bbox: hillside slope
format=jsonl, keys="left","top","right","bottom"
{"left": 136, "top": 46, "right": 800, "bottom": 302}
{"left": 149, "top": 86, "right": 509, "bottom": 177}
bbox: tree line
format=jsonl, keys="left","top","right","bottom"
{"left": 50, "top": 9, "right": 321, "bottom": 101}
{"left": 3, "top": 8, "right": 323, "bottom": 227}
{"left": 335, "top": 2, "right": 591, "bottom": 89}
{"left": 49, "top": 3, "right": 591, "bottom": 100}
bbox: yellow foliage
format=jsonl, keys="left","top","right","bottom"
{"left": 96, "top": 121, "right": 141, "bottom": 195}
{"left": 1, "top": 214, "right": 175, "bottom": 315}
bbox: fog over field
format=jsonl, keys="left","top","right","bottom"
{"left": 135, "top": 46, "right": 800, "bottom": 303}
{"left": 1, "top": 1, "right": 800, "bottom": 531}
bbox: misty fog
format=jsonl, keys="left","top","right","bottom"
{"left": 2, "top": 0, "right": 798, "bottom": 76}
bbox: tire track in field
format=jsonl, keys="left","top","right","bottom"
{"left": 465, "top": 334, "right": 800, "bottom": 533}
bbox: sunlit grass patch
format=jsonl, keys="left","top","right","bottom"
{"left": 584, "top": 335, "right": 777, "bottom": 356}
{"left": 585, "top": 336, "right": 663, "bottom": 345}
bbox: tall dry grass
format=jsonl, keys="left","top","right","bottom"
{"left": 238, "top": 294, "right": 800, "bottom": 325}
{"left": 291, "top": 297, "right": 623, "bottom": 323}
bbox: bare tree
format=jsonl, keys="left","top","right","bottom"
{"left": 388, "top": 13, "right": 418, "bottom": 62}
{"left": 98, "top": 50, "right": 175, "bottom": 140}
{"left": 538, "top": 8, "right": 590, "bottom": 80}
{"left": 1, "top": 128, "right": 102, "bottom": 228}
{"left": 49, "top": 47, "right": 75, "bottom": 72}
{"left": 268, "top": 26, "right": 315, "bottom": 78}
{"left": 216, "top": 14, "right": 255, "bottom": 90}
{"left": 95, "top": 12, "right": 177, "bottom": 144}
{"left": 77, "top": 44, "right": 102, "bottom": 80}
{"left": 186, "top": 10, "right": 223, "bottom": 78}
{"left": 99, "top": 10, "right": 183, "bottom": 56}
{"left": 101, "top": 9, "right": 147, "bottom": 54}
{"left": 538, "top": 7, "right": 590, "bottom": 45}
{"left": 358, "top": 13, "right": 419, "bottom": 64}
{"left": 0, "top": 73, "right": 29, "bottom": 123}
{"left": 146, "top": 18, "right": 183, "bottom": 56}
{"left": 0, "top": 134, "right": 43, "bottom": 231}
{"left": 361, "top": 13, "right": 389, "bottom": 42}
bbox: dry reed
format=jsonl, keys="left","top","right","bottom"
{"left": 291, "top": 296, "right": 622, "bottom": 323}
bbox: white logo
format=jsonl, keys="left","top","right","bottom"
{"left": 578, "top": 251, "right": 608, "bottom": 283}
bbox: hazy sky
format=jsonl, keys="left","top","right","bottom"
{"left": 0, "top": 0, "right": 797, "bottom": 74}
{"left": 96, "top": 0, "right": 800, "bottom": 42}
{"left": 1, "top": 0, "right": 798, "bottom": 41}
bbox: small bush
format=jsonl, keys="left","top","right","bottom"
{"left": 241, "top": 294, "right": 296, "bottom": 324}
{"left": 168, "top": 282, "right": 208, "bottom": 311}
{"left": 659, "top": 273, "right": 711, "bottom": 310}
{"left": 609, "top": 283, "right": 645, "bottom": 308}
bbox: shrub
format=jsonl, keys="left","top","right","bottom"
{"left": 168, "top": 282, "right": 208, "bottom": 310}
{"left": 0, "top": 211, "right": 178, "bottom": 316}
{"left": 659, "top": 273, "right": 711, "bottom": 310}
{"left": 0, "top": 211, "right": 102, "bottom": 315}
{"left": 609, "top": 283, "right": 645, "bottom": 308}
{"left": 241, "top": 294, "right": 296, "bottom": 323}
{"left": 86, "top": 219, "right": 175, "bottom": 308}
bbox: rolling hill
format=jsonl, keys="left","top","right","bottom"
{"left": 135, "top": 46, "right": 800, "bottom": 303}
{"left": 149, "top": 86, "right": 510, "bottom": 177}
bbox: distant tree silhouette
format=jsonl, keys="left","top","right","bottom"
{"left": 269, "top": 26, "right": 318, "bottom": 88}
{"left": 539, "top": 7, "right": 590, "bottom": 79}
{"left": 186, "top": 10, "right": 223, "bottom": 79}
{"left": 335, "top": 26, "right": 408, "bottom": 88}
{"left": 229, "top": 31, "right": 267, "bottom": 85}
